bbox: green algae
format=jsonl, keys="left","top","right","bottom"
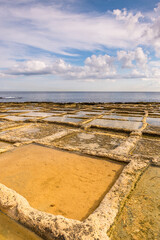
{"left": 110, "top": 166, "right": 160, "bottom": 240}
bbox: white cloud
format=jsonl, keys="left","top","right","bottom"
{"left": 5, "top": 54, "right": 116, "bottom": 80}
{"left": 2, "top": 49, "right": 160, "bottom": 84}
{"left": 134, "top": 47, "right": 148, "bottom": 68}
{"left": 117, "top": 50, "right": 135, "bottom": 68}
{"left": 113, "top": 5, "right": 160, "bottom": 57}
{"left": 117, "top": 47, "right": 148, "bottom": 69}
{"left": 113, "top": 8, "right": 143, "bottom": 25}
{"left": 3, "top": 51, "right": 160, "bottom": 84}
{"left": 9, "top": 60, "right": 49, "bottom": 75}
{"left": 0, "top": 73, "right": 7, "bottom": 77}
{"left": 0, "top": 1, "right": 159, "bottom": 61}
{"left": 0, "top": 2, "right": 151, "bottom": 59}
{"left": 151, "top": 67, "right": 160, "bottom": 77}
{"left": 131, "top": 69, "right": 142, "bottom": 77}
{"left": 149, "top": 61, "right": 160, "bottom": 67}
{"left": 140, "top": 3, "right": 160, "bottom": 57}
{"left": 84, "top": 54, "right": 116, "bottom": 77}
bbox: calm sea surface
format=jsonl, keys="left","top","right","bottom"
{"left": 0, "top": 92, "right": 160, "bottom": 103}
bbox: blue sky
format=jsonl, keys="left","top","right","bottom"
{"left": 0, "top": 0, "right": 160, "bottom": 91}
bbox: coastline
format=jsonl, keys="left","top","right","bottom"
{"left": 0, "top": 91, "right": 160, "bottom": 103}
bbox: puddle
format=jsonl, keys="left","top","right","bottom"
{"left": 0, "top": 144, "right": 124, "bottom": 221}
{"left": 115, "top": 111, "right": 144, "bottom": 116}
{"left": 110, "top": 166, "right": 160, "bottom": 240}
{"left": 43, "top": 116, "right": 83, "bottom": 123}
{"left": 3, "top": 116, "right": 35, "bottom": 121}
{"left": 0, "top": 211, "right": 41, "bottom": 240}
{"left": 102, "top": 114, "right": 143, "bottom": 121}
{"left": 50, "top": 110, "right": 66, "bottom": 113}
{"left": 42, "top": 116, "right": 63, "bottom": 122}
{"left": 21, "top": 111, "right": 54, "bottom": 117}
{"left": 84, "top": 111, "right": 104, "bottom": 116}
{"left": 50, "top": 109, "right": 74, "bottom": 114}
{"left": 147, "top": 117, "right": 160, "bottom": 126}
{"left": 66, "top": 111, "right": 103, "bottom": 118}
{"left": 6, "top": 110, "right": 30, "bottom": 113}
{"left": 86, "top": 119, "right": 142, "bottom": 130}
{"left": 66, "top": 111, "right": 90, "bottom": 118}
{"left": 63, "top": 117, "right": 83, "bottom": 123}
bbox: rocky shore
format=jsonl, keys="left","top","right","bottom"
{"left": 0, "top": 102, "right": 159, "bottom": 239}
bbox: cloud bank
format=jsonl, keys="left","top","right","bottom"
{"left": 3, "top": 48, "right": 160, "bottom": 82}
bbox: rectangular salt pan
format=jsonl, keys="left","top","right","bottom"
{"left": 102, "top": 114, "right": 143, "bottom": 121}
{"left": 87, "top": 119, "right": 142, "bottom": 130}
{"left": 21, "top": 112, "right": 54, "bottom": 117}
{"left": 0, "top": 144, "right": 125, "bottom": 221}
{"left": 6, "top": 110, "right": 33, "bottom": 113}
{"left": 147, "top": 117, "right": 160, "bottom": 126}
{"left": 43, "top": 116, "right": 83, "bottom": 123}
{"left": 3, "top": 116, "right": 35, "bottom": 121}
{"left": 67, "top": 111, "right": 103, "bottom": 118}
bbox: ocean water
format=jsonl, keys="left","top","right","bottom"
{"left": 0, "top": 91, "right": 160, "bottom": 103}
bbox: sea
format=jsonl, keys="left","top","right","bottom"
{"left": 0, "top": 91, "right": 160, "bottom": 103}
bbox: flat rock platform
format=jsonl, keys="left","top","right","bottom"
{"left": 0, "top": 102, "right": 159, "bottom": 240}
{"left": 0, "top": 144, "right": 124, "bottom": 221}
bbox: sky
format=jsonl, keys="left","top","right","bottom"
{"left": 0, "top": 0, "right": 160, "bottom": 91}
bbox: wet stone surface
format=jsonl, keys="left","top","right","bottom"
{"left": 54, "top": 131, "right": 126, "bottom": 152}
{"left": 2, "top": 116, "right": 36, "bottom": 121}
{"left": 0, "top": 102, "right": 160, "bottom": 239}
{"left": 144, "top": 117, "right": 160, "bottom": 134}
{"left": 144, "top": 125, "right": 160, "bottom": 133}
{"left": 110, "top": 166, "right": 160, "bottom": 240}
{"left": 85, "top": 119, "right": 143, "bottom": 130}
{"left": 66, "top": 111, "right": 104, "bottom": 118}
{"left": 102, "top": 114, "right": 143, "bottom": 122}
{"left": 20, "top": 111, "right": 55, "bottom": 117}
{"left": 0, "top": 211, "right": 42, "bottom": 240}
{"left": 131, "top": 138, "right": 160, "bottom": 156}
{"left": 147, "top": 117, "right": 160, "bottom": 126}
{"left": 43, "top": 116, "right": 85, "bottom": 124}
{"left": 0, "top": 123, "right": 71, "bottom": 141}
{"left": 0, "top": 121, "right": 21, "bottom": 130}
{"left": 0, "top": 144, "right": 125, "bottom": 221}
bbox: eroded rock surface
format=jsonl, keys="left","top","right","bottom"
{"left": 110, "top": 166, "right": 160, "bottom": 240}
{"left": 0, "top": 102, "right": 159, "bottom": 239}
